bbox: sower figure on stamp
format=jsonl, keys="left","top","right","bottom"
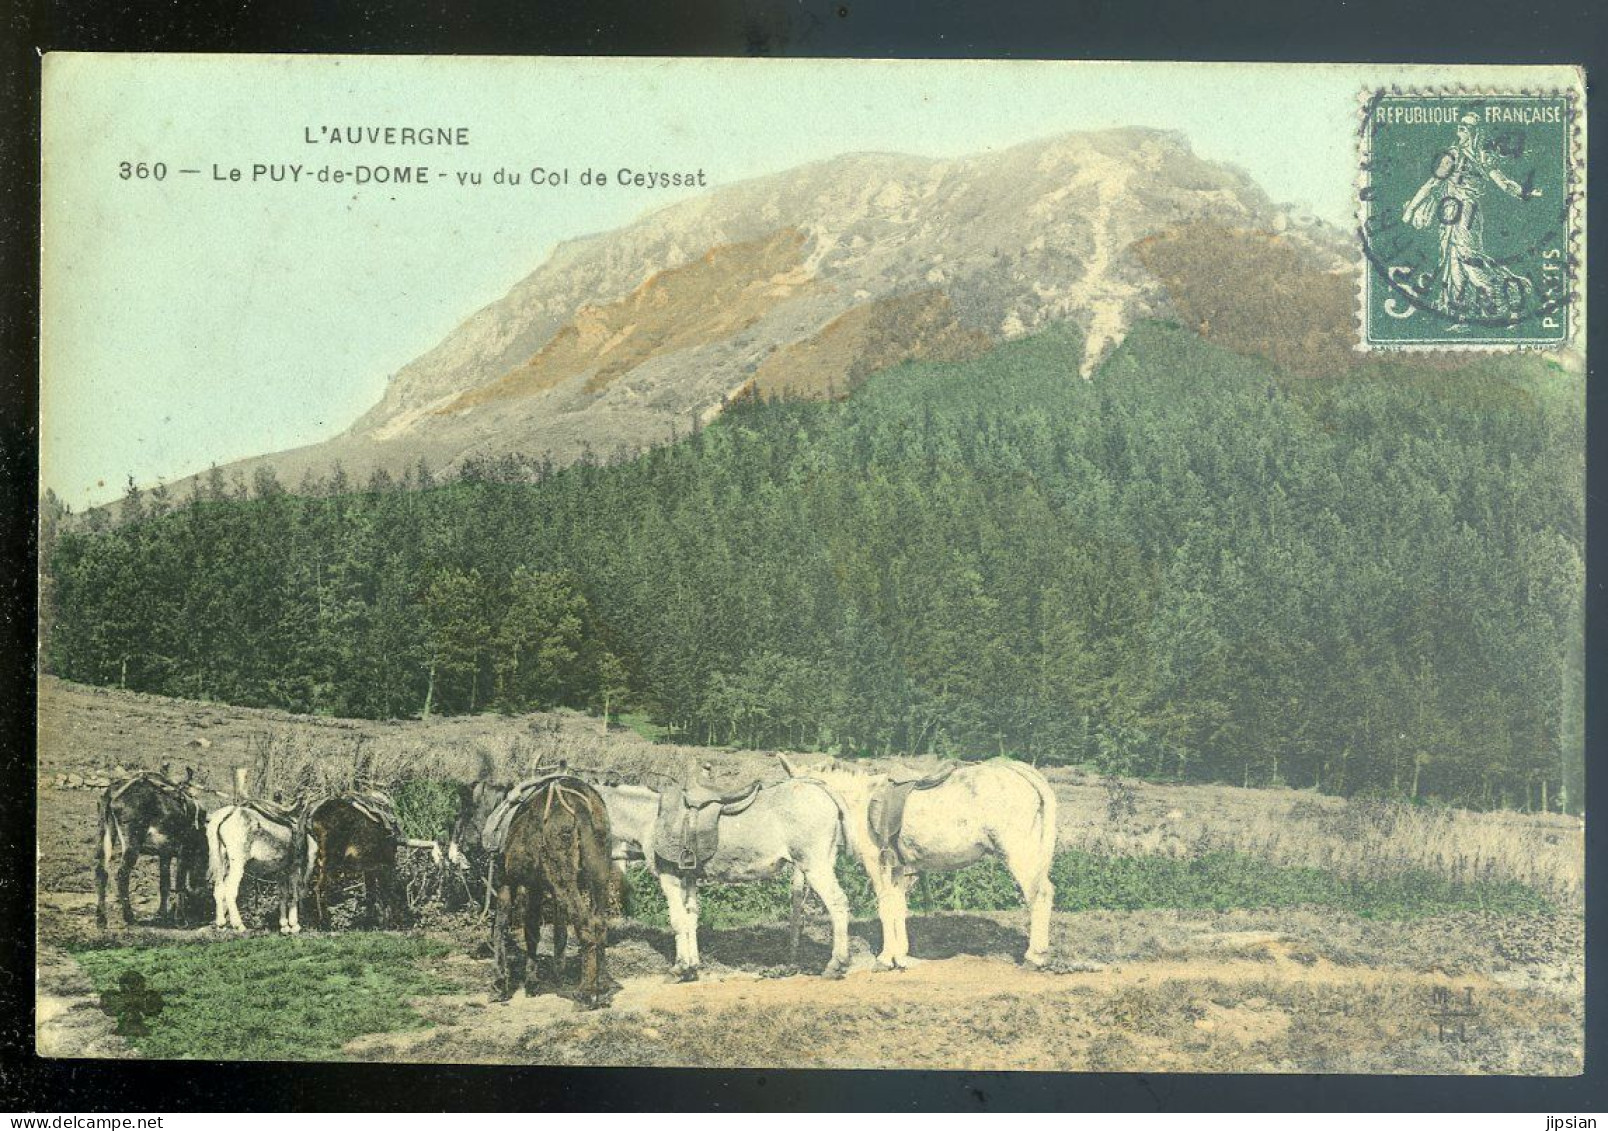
{"left": 1401, "top": 112, "right": 1542, "bottom": 327}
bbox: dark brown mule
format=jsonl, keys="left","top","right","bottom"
{"left": 299, "top": 791, "right": 409, "bottom": 929}
{"left": 95, "top": 767, "right": 210, "bottom": 928}
{"left": 490, "top": 776, "right": 619, "bottom": 1009}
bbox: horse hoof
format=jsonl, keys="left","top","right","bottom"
{"left": 666, "top": 967, "right": 698, "bottom": 984}
{"left": 821, "top": 963, "right": 847, "bottom": 981}
{"left": 1023, "top": 955, "right": 1048, "bottom": 970}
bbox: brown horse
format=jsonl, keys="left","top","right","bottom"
{"left": 95, "top": 768, "right": 210, "bottom": 929}
{"left": 299, "top": 791, "right": 409, "bottom": 929}
{"left": 489, "top": 775, "right": 618, "bottom": 1009}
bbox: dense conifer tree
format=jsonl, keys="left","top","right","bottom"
{"left": 44, "top": 323, "right": 1584, "bottom": 809}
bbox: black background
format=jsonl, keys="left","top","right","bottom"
{"left": 1, "top": 0, "right": 1602, "bottom": 1112}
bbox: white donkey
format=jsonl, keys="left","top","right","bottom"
{"left": 206, "top": 802, "right": 316, "bottom": 933}
{"left": 779, "top": 755, "right": 1057, "bottom": 969}
{"left": 597, "top": 779, "right": 852, "bottom": 980}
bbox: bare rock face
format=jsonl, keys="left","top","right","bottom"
{"left": 179, "top": 129, "right": 1353, "bottom": 493}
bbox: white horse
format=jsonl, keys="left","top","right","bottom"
{"left": 778, "top": 755, "right": 1057, "bottom": 969}
{"left": 597, "top": 779, "right": 851, "bottom": 980}
{"left": 206, "top": 803, "right": 316, "bottom": 933}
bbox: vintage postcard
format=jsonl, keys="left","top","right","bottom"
{"left": 37, "top": 55, "right": 1585, "bottom": 1073}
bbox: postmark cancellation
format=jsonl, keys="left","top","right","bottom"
{"left": 1358, "top": 88, "right": 1581, "bottom": 351}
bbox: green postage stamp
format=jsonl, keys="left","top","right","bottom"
{"left": 1359, "top": 90, "right": 1579, "bottom": 349}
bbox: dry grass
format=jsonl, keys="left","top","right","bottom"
{"left": 39, "top": 677, "right": 1583, "bottom": 907}
{"left": 229, "top": 713, "right": 627, "bottom": 802}
{"left": 227, "top": 726, "right": 1583, "bottom": 907}
{"left": 1046, "top": 772, "right": 1583, "bottom": 906}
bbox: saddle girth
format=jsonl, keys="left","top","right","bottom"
{"left": 866, "top": 763, "right": 958, "bottom": 871}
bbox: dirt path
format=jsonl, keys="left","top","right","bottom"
{"left": 36, "top": 946, "right": 133, "bottom": 1060}
{"left": 344, "top": 936, "right": 1579, "bottom": 1073}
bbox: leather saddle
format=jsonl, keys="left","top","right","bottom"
{"left": 243, "top": 796, "right": 300, "bottom": 826}
{"left": 652, "top": 781, "right": 763, "bottom": 874}
{"left": 342, "top": 790, "right": 404, "bottom": 839}
{"left": 295, "top": 789, "right": 405, "bottom": 853}
{"left": 866, "top": 763, "right": 958, "bottom": 870}
{"left": 112, "top": 770, "right": 209, "bottom": 829}
{"left": 481, "top": 773, "right": 588, "bottom": 855}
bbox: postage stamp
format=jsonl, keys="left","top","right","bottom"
{"left": 1358, "top": 90, "right": 1579, "bottom": 349}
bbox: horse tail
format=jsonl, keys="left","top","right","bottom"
{"left": 206, "top": 808, "right": 230, "bottom": 885}
{"left": 97, "top": 790, "right": 122, "bottom": 871}
{"left": 576, "top": 787, "right": 617, "bottom": 921}
{"left": 289, "top": 802, "right": 317, "bottom": 908}
{"left": 572, "top": 790, "right": 604, "bottom": 917}
{"left": 798, "top": 777, "right": 850, "bottom": 858}
{"left": 569, "top": 795, "right": 584, "bottom": 901}
{"left": 999, "top": 760, "right": 1058, "bottom": 889}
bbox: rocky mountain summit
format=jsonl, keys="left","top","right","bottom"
{"left": 176, "top": 128, "right": 1352, "bottom": 492}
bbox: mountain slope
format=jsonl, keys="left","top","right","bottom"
{"left": 170, "top": 129, "right": 1352, "bottom": 494}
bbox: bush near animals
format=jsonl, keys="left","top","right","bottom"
{"left": 44, "top": 323, "right": 1583, "bottom": 811}
{"left": 393, "top": 778, "right": 463, "bottom": 841}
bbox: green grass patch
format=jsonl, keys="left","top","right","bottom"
{"left": 393, "top": 778, "right": 462, "bottom": 841}
{"left": 73, "top": 933, "right": 454, "bottom": 1061}
{"left": 1047, "top": 851, "right": 1552, "bottom": 918}
{"left": 615, "top": 711, "right": 674, "bottom": 743}
{"left": 623, "top": 850, "right": 1552, "bottom": 930}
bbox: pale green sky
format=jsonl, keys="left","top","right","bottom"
{"left": 40, "top": 55, "right": 1580, "bottom": 508}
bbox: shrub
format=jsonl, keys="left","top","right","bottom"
{"left": 394, "top": 778, "right": 462, "bottom": 841}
